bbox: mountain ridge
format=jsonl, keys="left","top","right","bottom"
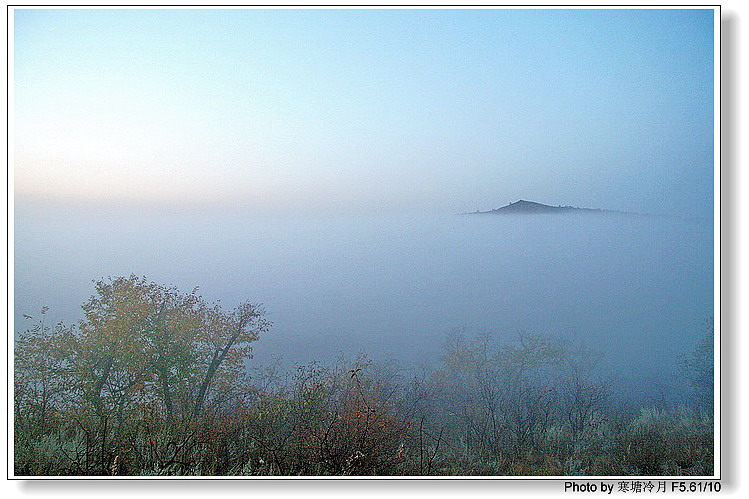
{"left": 467, "top": 200, "right": 628, "bottom": 216}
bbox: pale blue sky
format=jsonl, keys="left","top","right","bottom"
{"left": 14, "top": 8, "right": 714, "bottom": 216}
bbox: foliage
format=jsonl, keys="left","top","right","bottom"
{"left": 679, "top": 319, "right": 714, "bottom": 412}
{"left": 14, "top": 282, "right": 714, "bottom": 476}
{"left": 14, "top": 276, "right": 269, "bottom": 475}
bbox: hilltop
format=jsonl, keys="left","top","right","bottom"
{"left": 469, "top": 200, "right": 622, "bottom": 215}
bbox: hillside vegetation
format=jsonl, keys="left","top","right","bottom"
{"left": 14, "top": 276, "right": 714, "bottom": 476}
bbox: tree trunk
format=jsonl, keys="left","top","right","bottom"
{"left": 158, "top": 364, "right": 174, "bottom": 423}
{"left": 193, "top": 312, "right": 254, "bottom": 416}
{"left": 92, "top": 356, "right": 113, "bottom": 416}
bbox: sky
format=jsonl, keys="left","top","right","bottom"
{"left": 13, "top": 8, "right": 715, "bottom": 217}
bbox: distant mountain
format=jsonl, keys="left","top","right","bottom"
{"left": 468, "top": 200, "right": 624, "bottom": 215}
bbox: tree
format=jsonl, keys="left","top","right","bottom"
{"left": 680, "top": 319, "right": 714, "bottom": 413}
{"left": 14, "top": 308, "right": 72, "bottom": 436}
{"left": 557, "top": 345, "right": 608, "bottom": 455}
{"left": 192, "top": 300, "right": 269, "bottom": 416}
{"left": 496, "top": 333, "right": 565, "bottom": 456}
{"left": 431, "top": 331, "right": 566, "bottom": 459}
{"left": 72, "top": 275, "right": 270, "bottom": 421}
{"left": 14, "top": 275, "right": 270, "bottom": 474}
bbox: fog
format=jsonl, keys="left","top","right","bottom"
{"left": 14, "top": 202, "right": 713, "bottom": 407}
{"left": 11, "top": 8, "right": 717, "bottom": 477}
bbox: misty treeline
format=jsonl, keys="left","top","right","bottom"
{"left": 15, "top": 276, "right": 713, "bottom": 476}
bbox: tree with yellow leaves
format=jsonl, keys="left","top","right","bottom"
{"left": 14, "top": 275, "right": 270, "bottom": 474}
